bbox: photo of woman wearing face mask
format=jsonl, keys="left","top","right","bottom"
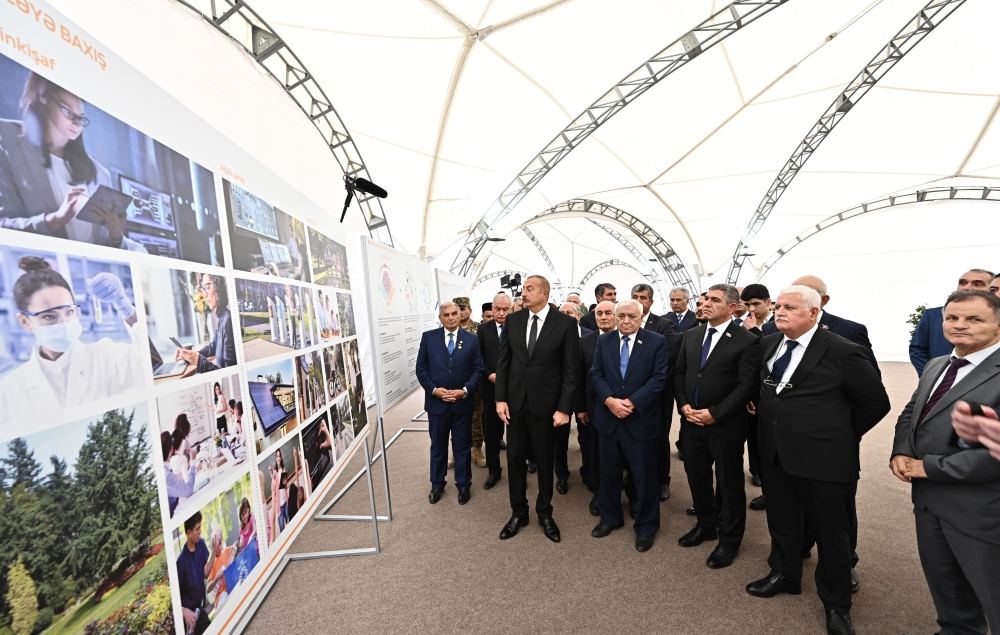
{"left": 0, "top": 255, "right": 146, "bottom": 423}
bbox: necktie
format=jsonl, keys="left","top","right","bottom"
{"left": 527, "top": 315, "right": 539, "bottom": 355}
{"left": 620, "top": 335, "right": 630, "bottom": 377}
{"left": 919, "top": 357, "right": 971, "bottom": 423}
{"left": 769, "top": 340, "right": 799, "bottom": 383}
{"left": 499, "top": 324, "right": 506, "bottom": 342}
{"left": 447, "top": 332, "right": 455, "bottom": 355}
{"left": 734, "top": 317, "right": 743, "bottom": 326}
{"left": 700, "top": 327, "right": 717, "bottom": 368}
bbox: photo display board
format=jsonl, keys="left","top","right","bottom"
{"left": 362, "top": 238, "right": 438, "bottom": 411}
{"left": 435, "top": 268, "right": 471, "bottom": 308}
{"left": 0, "top": 4, "right": 372, "bottom": 634}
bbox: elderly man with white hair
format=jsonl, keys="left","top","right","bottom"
{"left": 746, "top": 285, "right": 890, "bottom": 635}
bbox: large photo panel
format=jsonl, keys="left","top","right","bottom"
{"left": 254, "top": 433, "right": 309, "bottom": 551}
{"left": 222, "top": 180, "right": 310, "bottom": 283}
{"left": 245, "top": 357, "right": 298, "bottom": 454}
{"left": 0, "top": 53, "right": 222, "bottom": 266}
{"left": 235, "top": 277, "right": 317, "bottom": 363}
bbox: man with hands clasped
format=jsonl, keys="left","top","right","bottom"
{"left": 891, "top": 289, "right": 1000, "bottom": 635}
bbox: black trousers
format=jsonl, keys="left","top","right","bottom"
{"left": 577, "top": 419, "right": 596, "bottom": 487}
{"left": 656, "top": 411, "right": 673, "bottom": 486}
{"left": 506, "top": 411, "right": 556, "bottom": 518}
{"left": 802, "top": 487, "right": 859, "bottom": 566}
{"left": 763, "top": 457, "right": 854, "bottom": 612}
{"left": 554, "top": 421, "right": 571, "bottom": 480}
{"left": 482, "top": 397, "right": 504, "bottom": 476}
{"left": 681, "top": 425, "right": 746, "bottom": 546}
{"left": 747, "top": 413, "right": 760, "bottom": 478}
{"left": 597, "top": 427, "right": 659, "bottom": 538}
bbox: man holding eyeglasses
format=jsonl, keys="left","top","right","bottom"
{"left": 746, "top": 285, "right": 890, "bottom": 635}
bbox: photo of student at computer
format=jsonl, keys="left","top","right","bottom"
{"left": 247, "top": 357, "right": 298, "bottom": 453}
{"left": 157, "top": 373, "right": 248, "bottom": 520}
{"left": 222, "top": 180, "right": 310, "bottom": 283}
{"left": 0, "top": 54, "right": 223, "bottom": 266}
{"left": 173, "top": 473, "right": 260, "bottom": 635}
{"left": 142, "top": 267, "right": 236, "bottom": 382}
{"left": 307, "top": 227, "right": 350, "bottom": 289}
{"left": 235, "top": 278, "right": 317, "bottom": 363}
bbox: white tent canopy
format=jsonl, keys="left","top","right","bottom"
{"left": 55, "top": 0, "right": 1000, "bottom": 360}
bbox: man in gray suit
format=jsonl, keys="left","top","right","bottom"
{"left": 891, "top": 289, "right": 1000, "bottom": 635}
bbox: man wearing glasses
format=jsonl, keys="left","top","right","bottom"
{"left": 746, "top": 285, "right": 890, "bottom": 635}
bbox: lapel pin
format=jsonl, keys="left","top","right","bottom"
{"left": 725, "top": 332, "right": 731, "bottom": 338}
{"left": 637, "top": 339, "right": 642, "bottom": 345}
{"left": 821, "top": 324, "right": 829, "bottom": 330}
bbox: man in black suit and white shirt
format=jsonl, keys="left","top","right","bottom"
{"left": 746, "top": 285, "right": 890, "bottom": 635}
{"left": 580, "top": 283, "right": 616, "bottom": 332}
{"left": 496, "top": 275, "right": 579, "bottom": 543}
{"left": 666, "top": 287, "right": 698, "bottom": 332}
{"left": 555, "top": 301, "right": 591, "bottom": 492}
{"left": 892, "top": 290, "right": 1000, "bottom": 634}
{"left": 575, "top": 300, "right": 617, "bottom": 514}
{"left": 477, "top": 293, "right": 513, "bottom": 489}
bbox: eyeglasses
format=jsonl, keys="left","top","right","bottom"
{"left": 56, "top": 101, "right": 90, "bottom": 127}
{"left": 21, "top": 304, "right": 80, "bottom": 324}
{"left": 762, "top": 378, "right": 792, "bottom": 390}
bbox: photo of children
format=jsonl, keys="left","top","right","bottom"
{"left": 173, "top": 473, "right": 260, "bottom": 635}
{"left": 331, "top": 398, "right": 356, "bottom": 461}
{"left": 315, "top": 288, "right": 342, "bottom": 341}
{"left": 223, "top": 180, "right": 310, "bottom": 283}
{"left": 156, "top": 373, "right": 249, "bottom": 520}
{"left": 256, "top": 434, "right": 310, "bottom": 549}
{"left": 300, "top": 412, "right": 335, "bottom": 492}
{"left": 338, "top": 292, "right": 356, "bottom": 337}
{"left": 0, "top": 245, "right": 147, "bottom": 427}
{"left": 246, "top": 358, "right": 298, "bottom": 454}
{"left": 143, "top": 267, "right": 236, "bottom": 382}
{"left": 0, "top": 406, "right": 174, "bottom": 634}
{"left": 307, "top": 227, "right": 349, "bottom": 289}
{"left": 235, "top": 278, "right": 317, "bottom": 362}
{"left": 0, "top": 54, "right": 223, "bottom": 265}
{"left": 323, "top": 344, "right": 347, "bottom": 402}
{"left": 295, "top": 350, "right": 326, "bottom": 422}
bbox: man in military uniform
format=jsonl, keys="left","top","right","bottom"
{"left": 455, "top": 297, "right": 487, "bottom": 468}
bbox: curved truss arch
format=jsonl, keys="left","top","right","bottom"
{"left": 580, "top": 259, "right": 643, "bottom": 286}
{"left": 173, "top": 0, "right": 392, "bottom": 244}
{"left": 450, "top": 0, "right": 793, "bottom": 276}
{"left": 587, "top": 220, "right": 670, "bottom": 300}
{"left": 520, "top": 226, "right": 560, "bottom": 283}
{"left": 756, "top": 185, "right": 1000, "bottom": 280}
{"left": 725, "top": 0, "right": 969, "bottom": 283}
{"left": 513, "top": 199, "right": 699, "bottom": 297}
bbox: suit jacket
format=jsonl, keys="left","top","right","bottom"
{"left": 580, "top": 310, "right": 597, "bottom": 332}
{"left": 590, "top": 328, "right": 669, "bottom": 440}
{"left": 757, "top": 328, "right": 890, "bottom": 483}
{"left": 908, "top": 306, "right": 952, "bottom": 377}
{"left": 892, "top": 351, "right": 1000, "bottom": 545}
{"left": 476, "top": 319, "right": 503, "bottom": 403}
{"left": 763, "top": 309, "right": 878, "bottom": 371}
{"left": 673, "top": 320, "right": 760, "bottom": 439}
{"left": 665, "top": 310, "right": 698, "bottom": 332}
{"left": 496, "top": 307, "right": 579, "bottom": 418}
{"left": 643, "top": 312, "right": 677, "bottom": 338}
{"left": 574, "top": 329, "right": 601, "bottom": 415}
{"left": 415, "top": 327, "right": 484, "bottom": 415}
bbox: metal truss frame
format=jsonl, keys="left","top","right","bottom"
{"left": 580, "top": 259, "right": 643, "bottom": 286}
{"left": 756, "top": 185, "right": 1000, "bottom": 280}
{"left": 587, "top": 219, "right": 671, "bottom": 300}
{"left": 725, "top": 0, "right": 969, "bottom": 283}
{"left": 173, "top": 0, "right": 393, "bottom": 245}
{"left": 450, "top": 0, "right": 792, "bottom": 276}
{"left": 517, "top": 199, "right": 699, "bottom": 297}
{"left": 520, "top": 226, "right": 560, "bottom": 283}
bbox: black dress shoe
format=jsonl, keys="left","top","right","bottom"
{"left": 588, "top": 495, "right": 599, "bottom": 517}
{"left": 749, "top": 495, "right": 766, "bottom": 511}
{"left": 678, "top": 524, "right": 717, "bottom": 547}
{"left": 429, "top": 488, "right": 443, "bottom": 504}
{"left": 635, "top": 535, "right": 654, "bottom": 552}
{"left": 484, "top": 471, "right": 501, "bottom": 489}
{"left": 526, "top": 460, "right": 537, "bottom": 473}
{"left": 539, "top": 516, "right": 561, "bottom": 543}
{"left": 659, "top": 483, "right": 671, "bottom": 501}
{"left": 499, "top": 515, "right": 528, "bottom": 540}
{"left": 556, "top": 476, "right": 569, "bottom": 495}
{"left": 457, "top": 487, "right": 471, "bottom": 505}
{"left": 825, "top": 609, "right": 854, "bottom": 635}
{"left": 590, "top": 522, "right": 623, "bottom": 538}
{"left": 751, "top": 473, "right": 762, "bottom": 487}
{"left": 850, "top": 568, "right": 860, "bottom": 594}
{"left": 745, "top": 572, "right": 802, "bottom": 598}
{"left": 706, "top": 544, "right": 739, "bottom": 569}
{"left": 686, "top": 505, "right": 697, "bottom": 516}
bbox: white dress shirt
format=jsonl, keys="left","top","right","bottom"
{"left": 701, "top": 318, "right": 733, "bottom": 360}
{"left": 640, "top": 312, "right": 650, "bottom": 329}
{"left": 443, "top": 326, "right": 460, "bottom": 348}
{"left": 929, "top": 340, "right": 1000, "bottom": 395}
{"left": 525, "top": 303, "right": 551, "bottom": 347}
{"left": 619, "top": 331, "right": 636, "bottom": 359}
{"left": 767, "top": 320, "right": 820, "bottom": 393}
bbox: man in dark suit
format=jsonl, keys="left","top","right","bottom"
{"left": 477, "top": 293, "right": 513, "bottom": 489}
{"left": 892, "top": 290, "right": 1000, "bottom": 634}
{"left": 575, "top": 300, "right": 618, "bottom": 514}
{"left": 740, "top": 283, "right": 772, "bottom": 504}
{"left": 665, "top": 286, "right": 698, "bottom": 331}
{"left": 415, "top": 302, "right": 484, "bottom": 505}
{"left": 674, "top": 284, "right": 760, "bottom": 568}
{"left": 909, "top": 268, "right": 994, "bottom": 376}
{"left": 589, "top": 299, "right": 669, "bottom": 552}
{"left": 580, "top": 282, "right": 617, "bottom": 331}
{"left": 554, "top": 301, "right": 592, "bottom": 493}
{"left": 746, "top": 285, "right": 890, "bottom": 635}
{"left": 496, "top": 275, "right": 579, "bottom": 542}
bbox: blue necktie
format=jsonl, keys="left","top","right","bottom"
{"left": 620, "top": 335, "right": 630, "bottom": 378}
{"left": 499, "top": 324, "right": 506, "bottom": 343}
{"left": 769, "top": 340, "right": 799, "bottom": 383}
{"left": 447, "top": 332, "right": 455, "bottom": 355}
{"left": 700, "top": 327, "right": 717, "bottom": 368}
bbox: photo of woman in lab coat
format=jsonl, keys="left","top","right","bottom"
{"left": 0, "top": 255, "right": 146, "bottom": 424}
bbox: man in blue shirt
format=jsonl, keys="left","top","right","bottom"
{"left": 177, "top": 511, "right": 215, "bottom": 634}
